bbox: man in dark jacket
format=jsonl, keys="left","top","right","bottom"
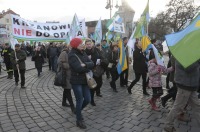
{"left": 101, "top": 40, "right": 110, "bottom": 78}
{"left": 1, "top": 43, "right": 13, "bottom": 79}
{"left": 10, "top": 44, "right": 27, "bottom": 88}
{"left": 47, "top": 42, "right": 59, "bottom": 72}
{"left": 164, "top": 60, "right": 200, "bottom": 132}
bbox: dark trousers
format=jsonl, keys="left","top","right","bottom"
{"left": 90, "top": 75, "right": 103, "bottom": 102}
{"left": 129, "top": 72, "right": 147, "bottom": 93}
{"left": 14, "top": 69, "right": 25, "bottom": 86}
{"left": 50, "top": 56, "right": 58, "bottom": 72}
{"left": 37, "top": 67, "right": 42, "bottom": 76}
{"left": 162, "top": 83, "right": 177, "bottom": 101}
{"left": 5, "top": 62, "right": 13, "bottom": 77}
{"left": 120, "top": 69, "right": 128, "bottom": 86}
{"left": 62, "top": 89, "right": 74, "bottom": 107}
{"left": 166, "top": 60, "right": 171, "bottom": 88}
{"left": 105, "top": 67, "right": 110, "bottom": 78}
{"left": 48, "top": 58, "right": 51, "bottom": 70}
{"left": 110, "top": 68, "right": 119, "bottom": 90}
{"left": 152, "top": 87, "right": 163, "bottom": 99}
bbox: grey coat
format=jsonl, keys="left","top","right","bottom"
{"left": 174, "top": 60, "right": 200, "bottom": 91}
{"left": 57, "top": 49, "right": 71, "bottom": 89}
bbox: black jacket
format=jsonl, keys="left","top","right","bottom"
{"left": 133, "top": 47, "right": 147, "bottom": 73}
{"left": 68, "top": 48, "right": 94, "bottom": 85}
{"left": 33, "top": 49, "right": 44, "bottom": 69}
{"left": 1, "top": 47, "right": 13, "bottom": 63}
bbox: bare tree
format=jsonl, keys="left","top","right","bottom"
{"left": 148, "top": 0, "right": 200, "bottom": 39}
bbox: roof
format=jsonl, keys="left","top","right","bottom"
{"left": 0, "top": 9, "right": 19, "bottom": 19}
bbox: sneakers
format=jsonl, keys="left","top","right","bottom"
{"left": 164, "top": 126, "right": 176, "bottom": 132}
{"left": 148, "top": 98, "right": 160, "bottom": 111}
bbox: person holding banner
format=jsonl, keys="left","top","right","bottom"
{"left": 10, "top": 44, "right": 27, "bottom": 88}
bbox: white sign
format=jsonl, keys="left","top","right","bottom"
{"left": 114, "top": 21, "right": 125, "bottom": 33}
{"left": 11, "top": 15, "right": 70, "bottom": 41}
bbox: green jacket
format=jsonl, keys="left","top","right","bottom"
{"left": 10, "top": 50, "right": 27, "bottom": 70}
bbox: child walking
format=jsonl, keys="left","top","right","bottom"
{"left": 148, "top": 55, "right": 173, "bottom": 111}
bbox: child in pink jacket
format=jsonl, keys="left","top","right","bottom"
{"left": 148, "top": 57, "right": 173, "bottom": 111}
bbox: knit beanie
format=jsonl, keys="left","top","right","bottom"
{"left": 70, "top": 38, "right": 83, "bottom": 48}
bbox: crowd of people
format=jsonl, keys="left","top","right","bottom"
{"left": 0, "top": 37, "right": 200, "bottom": 131}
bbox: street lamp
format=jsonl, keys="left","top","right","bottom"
{"left": 105, "top": 0, "right": 120, "bottom": 19}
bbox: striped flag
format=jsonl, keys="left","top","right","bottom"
{"left": 117, "top": 40, "right": 127, "bottom": 74}
{"left": 165, "top": 13, "right": 200, "bottom": 68}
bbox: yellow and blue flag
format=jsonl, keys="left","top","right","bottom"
{"left": 165, "top": 13, "right": 200, "bottom": 68}
{"left": 117, "top": 40, "right": 127, "bottom": 74}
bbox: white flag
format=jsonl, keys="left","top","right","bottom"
{"left": 10, "top": 37, "right": 18, "bottom": 49}
{"left": 94, "top": 18, "right": 102, "bottom": 44}
{"left": 70, "top": 14, "right": 84, "bottom": 40}
{"left": 152, "top": 44, "right": 165, "bottom": 66}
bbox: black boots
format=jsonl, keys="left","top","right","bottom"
{"left": 76, "top": 121, "right": 87, "bottom": 129}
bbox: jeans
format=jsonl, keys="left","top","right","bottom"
{"left": 50, "top": 56, "right": 58, "bottom": 72}
{"left": 72, "top": 84, "right": 91, "bottom": 121}
{"left": 165, "top": 88, "right": 200, "bottom": 128}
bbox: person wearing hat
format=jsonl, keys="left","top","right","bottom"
{"left": 10, "top": 44, "right": 27, "bottom": 88}
{"left": 68, "top": 38, "right": 94, "bottom": 129}
{"left": 1, "top": 43, "right": 14, "bottom": 79}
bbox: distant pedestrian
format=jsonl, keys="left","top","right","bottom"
{"left": 10, "top": 44, "right": 27, "bottom": 88}
{"left": 32, "top": 44, "right": 45, "bottom": 77}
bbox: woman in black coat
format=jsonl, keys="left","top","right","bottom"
{"left": 32, "top": 46, "right": 44, "bottom": 77}
{"left": 68, "top": 38, "right": 94, "bottom": 129}
{"left": 127, "top": 41, "right": 149, "bottom": 95}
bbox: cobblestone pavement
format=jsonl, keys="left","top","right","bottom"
{"left": 0, "top": 55, "right": 199, "bottom": 132}
{"left": 0, "top": 65, "right": 200, "bottom": 132}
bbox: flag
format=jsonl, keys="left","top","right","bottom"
{"left": 117, "top": 39, "right": 127, "bottom": 74}
{"left": 106, "top": 31, "right": 114, "bottom": 41}
{"left": 152, "top": 44, "right": 165, "bottom": 66}
{"left": 127, "top": 28, "right": 136, "bottom": 57}
{"left": 134, "top": 0, "right": 149, "bottom": 38}
{"left": 79, "top": 19, "right": 87, "bottom": 38}
{"left": 106, "top": 13, "right": 124, "bottom": 33}
{"left": 65, "top": 33, "right": 70, "bottom": 44}
{"left": 141, "top": 35, "right": 151, "bottom": 52}
{"left": 94, "top": 18, "right": 102, "bottom": 44}
{"left": 165, "top": 13, "right": 200, "bottom": 68}
{"left": 10, "top": 37, "right": 18, "bottom": 49}
{"left": 70, "top": 14, "right": 84, "bottom": 39}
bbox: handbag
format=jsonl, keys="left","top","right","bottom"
{"left": 54, "top": 67, "right": 67, "bottom": 87}
{"left": 93, "top": 65, "right": 104, "bottom": 77}
{"left": 74, "top": 54, "right": 97, "bottom": 89}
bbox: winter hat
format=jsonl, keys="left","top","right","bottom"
{"left": 70, "top": 38, "right": 83, "bottom": 48}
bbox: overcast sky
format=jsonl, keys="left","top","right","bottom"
{"left": 0, "top": 0, "right": 200, "bottom": 23}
